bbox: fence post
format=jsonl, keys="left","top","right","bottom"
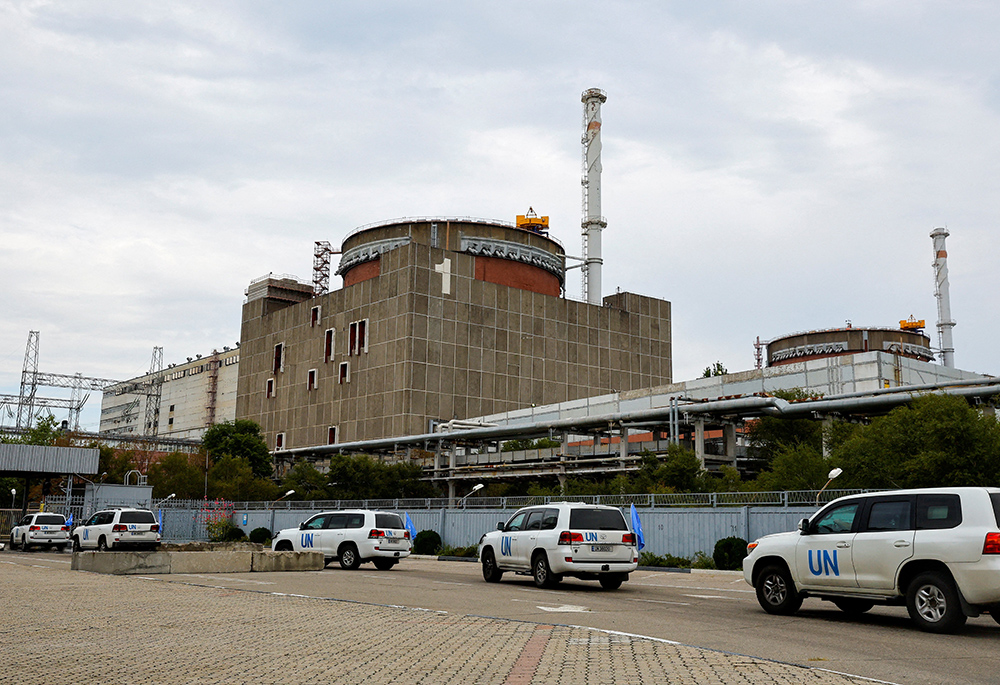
{"left": 710, "top": 493, "right": 717, "bottom": 508}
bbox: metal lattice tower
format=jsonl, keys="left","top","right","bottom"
{"left": 143, "top": 346, "right": 164, "bottom": 436}
{"left": 313, "top": 241, "right": 336, "bottom": 295}
{"left": 581, "top": 88, "right": 608, "bottom": 305}
{"left": 16, "top": 331, "right": 40, "bottom": 429}
{"left": 206, "top": 349, "right": 220, "bottom": 427}
{"left": 931, "top": 228, "right": 956, "bottom": 368}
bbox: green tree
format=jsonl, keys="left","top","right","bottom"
{"left": 701, "top": 362, "right": 728, "bottom": 378}
{"left": 208, "top": 455, "right": 280, "bottom": 501}
{"left": 148, "top": 452, "right": 205, "bottom": 499}
{"left": 282, "top": 460, "right": 329, "bottom": 500}
{"left": 202, "top": 420, "right": 272, "bottom": 480}
{"left": 832, "top": 394, "right": 1000, "bottom": 489}
{"left": 751, "top": 443, "right": 829, "bottom": 491}
{"left": 96, "top": 444, "right": 137, "bottom": 484}
{"left": 746, "top": 389, "right": 824, "bottom": 471}
{"left": 17, "top": 415, "right": 62, "bottom": 446}
{"left": 326, "top": 454, "right": 439, "bottom": 500}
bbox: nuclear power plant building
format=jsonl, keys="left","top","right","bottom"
{"left": 236, "top": 217, "right": 673, "bottom": 452}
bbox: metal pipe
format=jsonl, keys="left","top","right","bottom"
{"left": 931, "top": 227, "right": 956, "bottom": 367}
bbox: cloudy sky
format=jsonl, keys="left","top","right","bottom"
{"left": 2, "top": 1, "right": 998, "bottom": 432}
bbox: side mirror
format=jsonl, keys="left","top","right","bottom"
{"left": 798, "top": 518, "right": 811, "bottom": 535}
{"left": 497, "top": 522, "right": 505, "bottom": 531}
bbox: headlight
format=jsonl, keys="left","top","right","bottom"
{"left": 746, "top": 541, "right": 759, "bottom": 554}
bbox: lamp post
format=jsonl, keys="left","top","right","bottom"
{"left": 269, "top": 489, "right": 295, "bottom": 535}
{"left": 458, "top": 483, "right": 484, "bottom": 508}
{"left": 816, "top": 468, "right": 843, "bottom": 506}
{"left": 152, "top": 493, "right": 176, "bottom": 509}
{"left": 9, "top": 488, "right": 14, "bottom": 509}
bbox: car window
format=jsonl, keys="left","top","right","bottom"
{"left": 812, "top": 503, "right": 859, "bottom": 534}
{"left": 19, "top": 516, "right": 31, "bottom": 526}
{"left": 540, "top": 509, "right": 559, "bottom": 530}
{"left": 85, "top": 514, "right": 101, "bottom": 526}
{"left": 36, "top": 515, "right": 65, "bottom": 525}
{"left": 120, "top": 511, "right": 156, "bottom": 524}
{"left": 505, "top": 512, "right": 527, "bottom": 532}
{"left": 304, "top": 514, "right": 329, "bottom": 530}
{"left": 991, "top": 493, "right": 1000, "bottom": 528}
{"left": 326, "top": 514, "right": 348, "bottom": 529}
{"left": 345, "top": 513, "right": 365, "bottom": 529}
{"left": 866, "top": 500, "right": 911, "bottom": 532}
{"left": 569, "top": 508, "right": 627, "bottom": 531}
{"left": 375, "top": 513, "right": 404, "bottom": 529}
{"left": 525, "top": 510, "right": 544, "bottom": 530}
{"left": 916, "top": 494, "right": 962, "bottom": 530}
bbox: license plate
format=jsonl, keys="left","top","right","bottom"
{"left": 591, "top": 545, "right": 613, "bottom": 553}
{"left": 131, "top": 531, "right": 147, "bottom": 536}
{"left": 386, "top": 538, "right": 401, "bottom": 544}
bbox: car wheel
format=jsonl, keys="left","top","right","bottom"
{"left": 56, "top": 544, "right": 66, "bottom": 552}
{"left": 9, "top": 534, "right": 16, "bottom": 550}
{"left": 906, "top": 571, "right": 967, "bottom": 633}
{"left": 532, "top": 553, "right": 557, "bottom": 588}
{"left": 832, "top": 598, "right": 875, "bottom": 615}
{"left": 274, "top": 540, "right": 293, "bottom": 552}
{"left": 72, "top": 536, "right": 81, "bottom": 552}
{"left": 373, "top": 558, "right": 395, "bottom": 571}
{"left": 481, "top": 549, "right": 504, "bottom": 583}
{"left": 599, "top": 574, "right": 624, "bottom": 590}
{"left": 22, "top": 535, "right": 30, "bottom": 552}
{"left": 755, "top": 565, "right": 802, "bottom": 615}
{"left": 97, "top": 537, "right": 109, "bottom": 552}
{"left": 989, "top": 605, "right": 1000, "bottom": 627}
{"left": 339, "top": 544, "right": 360, "bottom": 570}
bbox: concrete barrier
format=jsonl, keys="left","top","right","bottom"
{"left": 71, "top": 550, "right": 323, "bottom": 575}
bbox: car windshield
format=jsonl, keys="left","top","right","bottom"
{"left": 569, "top": 508, "right": 627, "bottom": 531}
{"left": 375, "top": 513, "right": 403, "bottom": 529}
{"left": 35, "top": 515, "right": 65, "bottom": 525}
{"left": 120, "top": 511, "right": 156, "bottom": 524}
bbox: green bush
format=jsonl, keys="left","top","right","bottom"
{"left": 713, "top": 536, "right": 748, "bottom": 570}
{"left": 413, "top": 530, "right": 442, "bottom": 555}
{"left": 206, "top": 519, "right": 247, "bottom": 543}
{"left": 638, "top": 551, "right": 691, "bottom": 568}
{"left": 249, "top": 527, "right": 272, "bottom": 545}
{"left": 438, "top": 544, "right": 478, "bottom": 558}
{"left": 691, "top": 551, "right": 716, "bottom": 570}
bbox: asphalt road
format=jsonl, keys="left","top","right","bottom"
{"left": 7, "top": 549, "right": 999, "bottom": 684}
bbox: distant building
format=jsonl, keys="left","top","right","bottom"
{"left": 100, "top": 348, "right": 240, "bottom": 440}
{"left": 236, "top": 217, "right": 674, "bottom": 452}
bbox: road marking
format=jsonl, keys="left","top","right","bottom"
{"left": 634, "top": 581, "right": 753, "bottom": 594}
{"left": 682, "top": 594, "right": 742, "bottom": 600}
{"left": 430, "top": 580, "right": 474, "bottom": 587}
{"left": 536, "top": 604, "right": 591, "bottom": 613}
{"left": 623, "top": 597, "right": 691, "bottom": 606}
{"left": 178, "top": 574, "right": 275, "bottom": 585}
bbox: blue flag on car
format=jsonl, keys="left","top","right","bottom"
{"left": 66, "top": 513, "right": 73, "bottom": 527}
{"left": 404, "top": 512, "right": 418, "bottom": 541}
{"left": 630, "top": 503, "right": 645, "bottom": 551}
{"left": 158, "top": 510, "right": 163, "bottom": 535}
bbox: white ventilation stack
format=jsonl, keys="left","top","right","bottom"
{"left": 930, "top": 227, "right": 956, "bottom": 368}
{"left": 581, "top": 88, "right": 607, "bottom": 305}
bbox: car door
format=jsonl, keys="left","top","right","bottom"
{"left": 497, "top": 511, "right": 528, "bottom": 569}
{"left": 323, "top": 514, "right": 350, "bottom": 556}
{"left": 80, "top": 512, "right": 103, "bottom": 549}
{"left": 521, "top": 509, "right": 546, "bottom": 560}
{"left": 795, "top": 500, "right": 861, "bottom": 589}
{"left": 853, "top": 496, "right": 915, "bottom": 590}
{"left": 297, "top": 513, "right": 331, "bottom": 552}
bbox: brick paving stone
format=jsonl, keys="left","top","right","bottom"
{"left": 0, "top": 562, "right": 882, "bottom": 685}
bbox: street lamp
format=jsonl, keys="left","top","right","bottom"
{"left": 9, "top": 488, "right": 15, "bottom": 508}
{"left": 269, "top": 490, "right": 295, "bottom": 536}
{"left": 152, "top": 493, "right": 176, "bottom": 509}
{"left": 458, "top": 483, "right": 484, "bottom": 508}
{"left": 816, "top": 468, "right": 843, "bottom": 506}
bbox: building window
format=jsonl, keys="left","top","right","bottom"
{"left": 275, "top": 432, "right": 285, "bottom": 450}
{"left": 324, "top": 328, "right": 335, "bottom": 363}
{"left": 311, "top": 305, "right": 321, "bottom": 327}
{"left": 168, "top": 418, "right": 174, "bottom": 427}
{"left": 273, "top": 343, "right": 285, "bottom": 374}
{"left": 168, "top": 404, "right": 175, "bottom": 412}
{"left": 307, "top": 369, "right": 317, "bottom": 391}
{"left": 339, "top": 362, "right": 350, "bottom": 384}
{"left": 328, "top": 426, "right": 337, "bottom": 445}
{"left": 348, "top": 319, "right": 369, "bottom": 355}
{"left": 266, "top": 378, "right": 275, "bottom": 398}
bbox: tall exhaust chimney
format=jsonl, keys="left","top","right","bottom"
{"left": 930, "top": 227, "right": 956, "bottom": 368}
{"left": 581, "top": 88, "right": 607, "bottom": 305}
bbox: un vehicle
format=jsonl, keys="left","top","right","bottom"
{"left": 271, "top": 510, "right": 411, "bottom": 570}
{"left": 743, "top": 487, "right": 1000, "bottom": 633}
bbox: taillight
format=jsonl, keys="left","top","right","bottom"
{"left": 368, "top": 529, "right": 385, "bottom": 539}
{"left": 29, "top": 525, "right": 40, "bottom": 532}
{"left": 151, "top": 524, "right": 160, "bottom": 533}
{"left": 112, "top": 524, "right": 127, "bottom": 532}
{"left": 558, "top": 531, "right": 584, "bottom": 545}
{"left": 404, "top": 530, "right": 410, "bottom": 539}
{"left": 984, "top": 532, "right": 1000, "bottom": 555}
{"left": 622, "top": 533, "right": 636, "bottom": 545}
{"left": 61, "top": 526, "right": 70, "bottom": 532}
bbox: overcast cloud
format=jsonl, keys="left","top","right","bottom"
{"left": 2, "top": 1, "right": 998, "bottom": 431}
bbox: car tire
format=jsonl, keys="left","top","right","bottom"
{"left": 373, "top": 558, "right": 395, "bottom": 571}
{"left": 482, "top": 549, "right": 504, "bottom": 583}
{"left": 9, "top": 534, "right": 16, "bottom": 550}
{"left": 97, "top": 537, "right": 109, "bottom": 552}
{"left": 274, "top": 540, "right": 293, "bottom": 552}
{"left": 56, "top": 544, "right": 66, "bottom": 552}
{"left": 755, "top": 564, "right": 802, "bottom": 615}
{"left": 532, "top": 553, "right": 557, "bottom": 588}
{"left": 72, "top": 536, "right": 81, "bottom": 552}
{"left": 832, "top": 598, "right": 875, "bottom": 615}
{"left": 906, "top": 571, "right": 967, "bottom": 634}
{"left": 989, "top": 605, "right": 1000, "bottom": 627}
{"left": 339, "top": 544, "right": 360, "bottom": 570}
{"left": 22, "top": 535, "right": 30, "bottom": 552}
{"left": 599, "top": 574, "right": 624, "bottom": 590}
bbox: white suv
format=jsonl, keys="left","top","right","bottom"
{"left": 270, "top": 510, "right": 411, "bottom": 570}
{"left": 478, "top": 503, "right": 638, "bottom": 590}
{"left": 71, "top": 508, "right": 162, "bottom": 551}
{"left": 10, "top": 513, "right": 70, "bottom": 551}
{"left": 743, "top": 487, "right": 1000, "bottom": 633}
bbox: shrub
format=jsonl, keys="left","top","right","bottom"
{"left": 413, "top": 530, "right": 442, "bottom": 555}
{"left": 713, "top": 536, "right": 748, "bottom": 570}
{"left": 206, "top": 519, "right": 247, "bottom": 543}
{"left": 249, "top": 527, "right": 272, "bottom": 545}
{"left": 691, "top": 551, "right": 716, "bottom": 570}
{"left": 437, "top": 544, "right": 478, "bottom": 558}
{"left": 638, "top": 551, "right": 691, "bottom": 568}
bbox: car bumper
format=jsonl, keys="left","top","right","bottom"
{"left": 27, "top": 535, "right": 69, "bottom": 546}
{"left": 549, "top": 557, "right": 637, "bottom": 575}
{"left": 951, "top": 559, "right": 1000, "bottom": 605}
{"left": 111, "top": 534, "right": 161, "bottom": 548}
{"left": 363, "top": 540, "right": 411, "bottom": 560}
